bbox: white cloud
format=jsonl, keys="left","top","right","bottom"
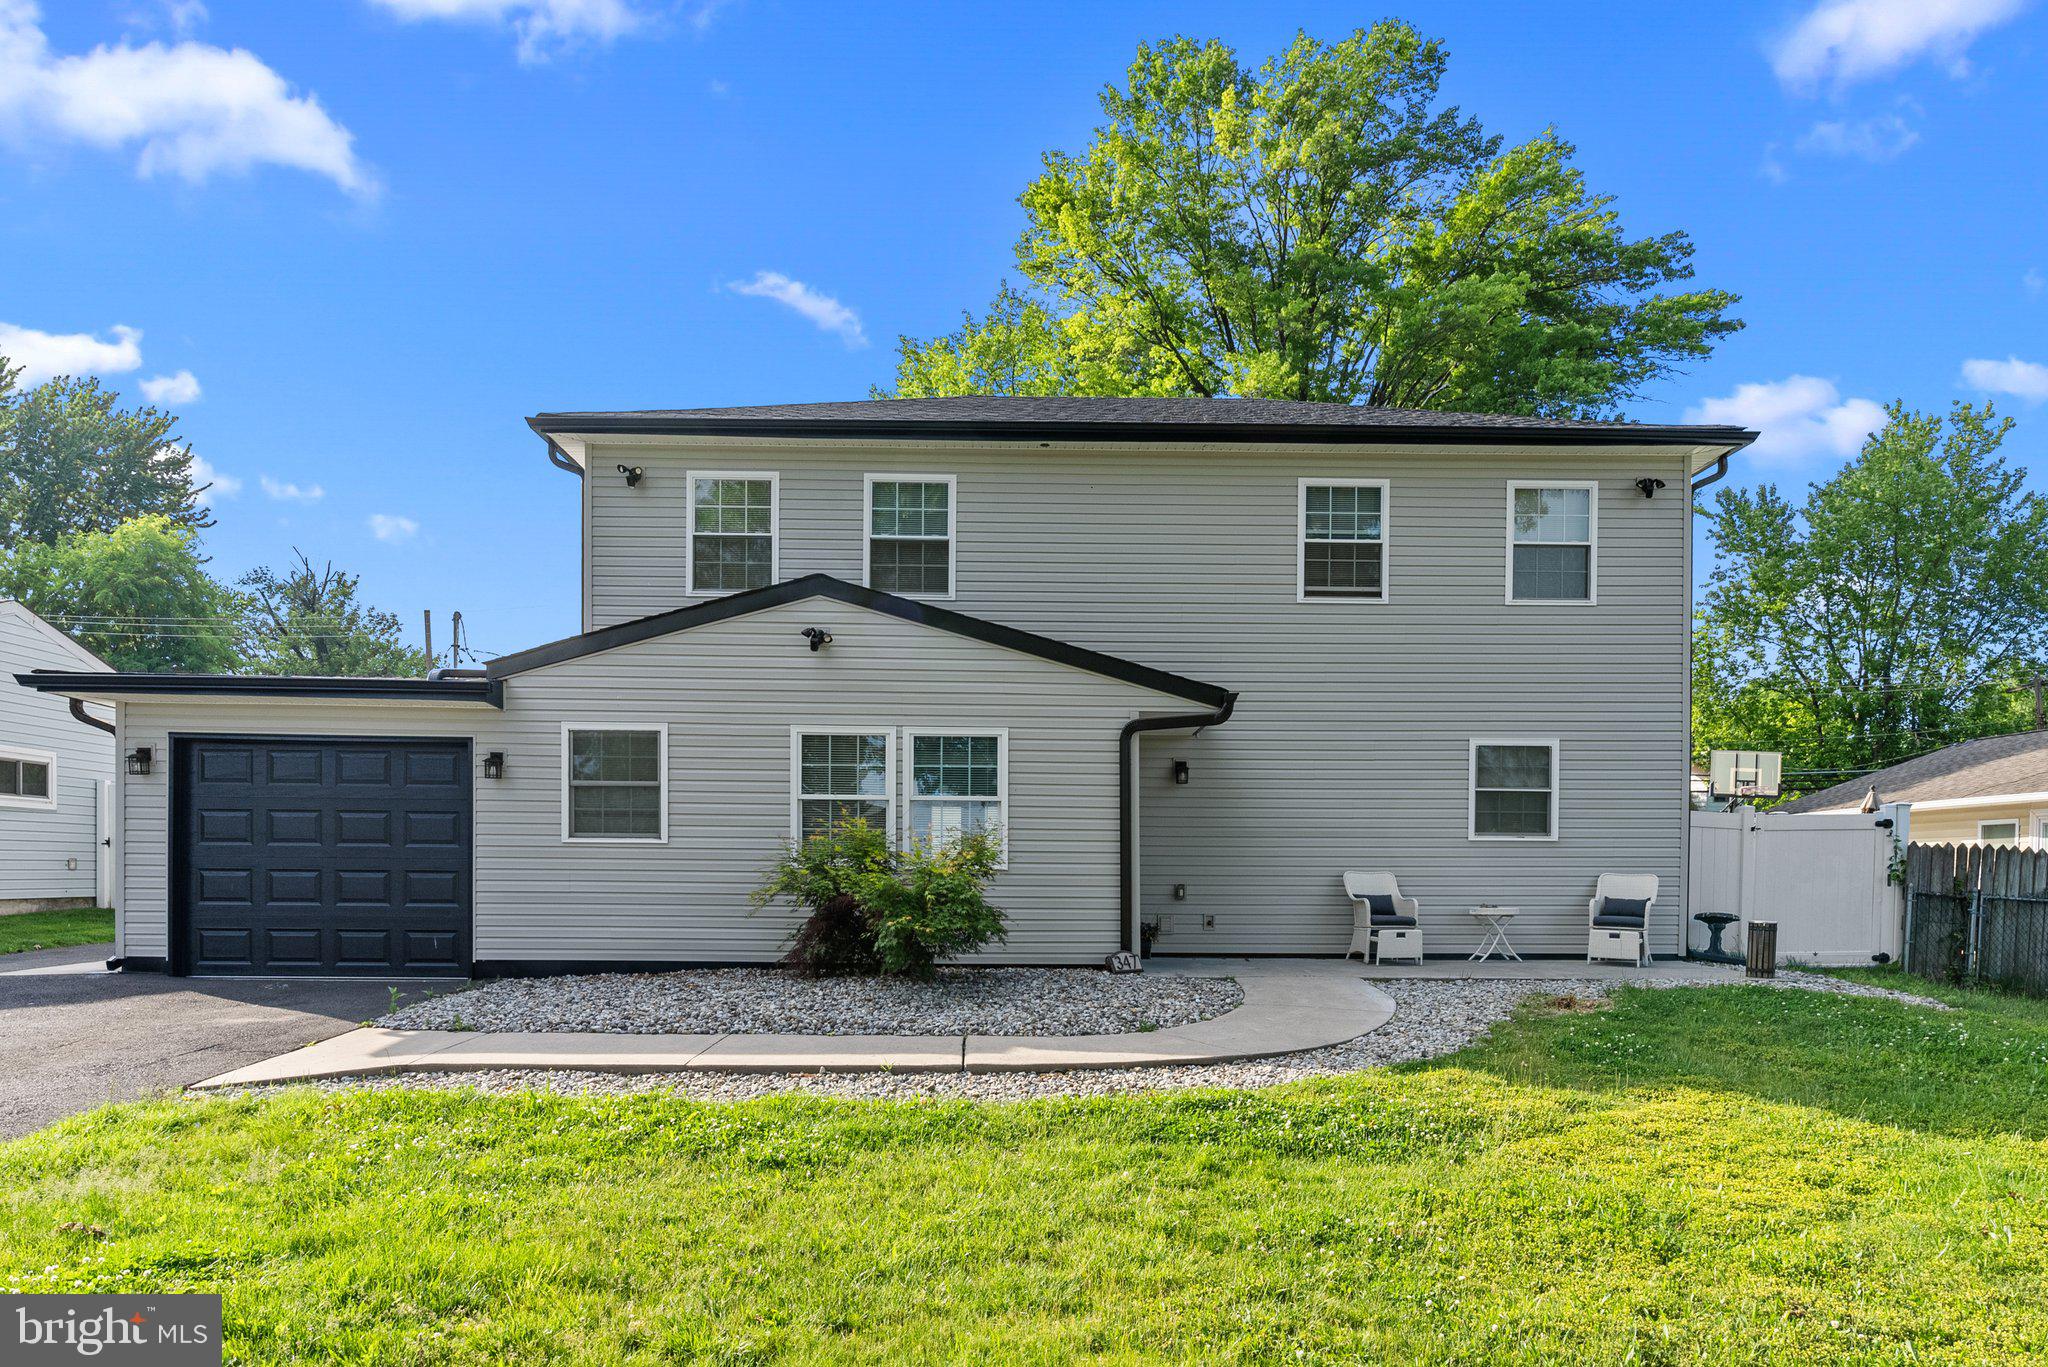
{"left": 1962, "top": 355, "right": 2048, "bottom": 402}
{"left": 1797, "top": 111, "right": 1920, "bottom": 160}
{"left": 260, "top": 475, "right": 325, "bottom": 503}
{"left": 726, "top": 270, "right": 867, "bottom": 348}
{"left": 1759, "top": 143, "right": 1790, "bottom": 183}
{"left": 366, "top": 0, "right": 646, "bottom": 63}
{"left": 139, "top": 368, "right": 200, "bottom": 404}
{"left": 2024, "top": 267, "right": 2045, "bottom": 297}
{"left": 0, "top": 321, "right": 143, "bottom": 385}
{"left": 1686, "top": 376, "right": 1888, "bottom": 461}
{"left": 368, "top": 512, "right": 420, "bottom": 541}
{"left": 0, "top": 0, "right": 374, "bottom": 196}
{"left": 189, "top": 453, "right": 240, "bottom": 497}
{"left": 1769, "top": 0, "right": 2028, "bottom": 92}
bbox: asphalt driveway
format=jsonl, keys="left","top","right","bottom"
{"left": 0, "top": 945, "right": 451, "bottom": 1139}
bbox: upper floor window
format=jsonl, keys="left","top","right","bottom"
{"left": 866, "top": 475, "right": 954, "bottom": 598}
{"left": 0, "top": 748, "right": 54, "bottom": 808}
{"left": 562, "top": 726, "right": 667, "bottom": 842}
{"left": 1508, "top": 483, "right": 1596, "bottom": 603}
{"left": 1298, "top": 479, "right": 1388, "bottom": 602}
{"left": 688, "top": 472, "right": 778, "bottom": 595}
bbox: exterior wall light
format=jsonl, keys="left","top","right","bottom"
{"left": 1172, "top": 759, "right": 1190, "bottom": 785}
{"left": 1634, "top": 477, "right": 1667, "bottom": 499}
{"left": 482, "top": 751, "right": 506, "bottom": 780}
{"left": 617, "top": 464, "right": 645, "bottom": 488}
{"left": 800, "top": 627, "right": 833, "bottom": 652}
{"left": 126, "top": 746, "right": 152, "bottom": 776}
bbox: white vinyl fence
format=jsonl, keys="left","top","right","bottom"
{"left": 1688, "top": 805, "right": 1907, "bottom": 966}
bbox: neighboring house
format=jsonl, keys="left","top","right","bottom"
{"left": 1, "top": 601, "right": 115, "bottom": 913}
{"left": 1778, "top": 730, "right": 2048, "bottom": 848}
{"left": 18, "top": 397, "right": 1755, "bottom": 975}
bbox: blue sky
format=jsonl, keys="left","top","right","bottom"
{"left": 2, "top": 0, "right": 2043, "bottom": 660}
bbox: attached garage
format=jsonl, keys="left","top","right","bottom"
{"left": 173, "top": 736, "right": 473, "bottom": 977}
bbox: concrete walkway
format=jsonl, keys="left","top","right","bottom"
{"left": 190, "top": 958, "right": 1395, "bottom": 1089}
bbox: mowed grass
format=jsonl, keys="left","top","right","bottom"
{"left": 3, "top": 986, "right": 2047, "bottom": 1364}
{"left": 0, "top": 906, "right": 112, "bottom": 955}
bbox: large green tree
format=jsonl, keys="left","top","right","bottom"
{"left": 890, "top": 25, "right": 1739, "bottom": 413}
{"left": 0, "top": 516, "right": 243, "bottom": 672}
{"left": 1694, "top": 402, "right": 2048, "bottom": 793}
{"left": 0, "top": 357, "right": 210, "bottom": 546}
{"left": 238, "top": 552, "right": 434, "bottom": 677}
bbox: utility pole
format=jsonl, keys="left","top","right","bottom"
{"left": 449, "top": 611, "right": 464, "bottom": 669}
{"left": 2010, "top": 674, "right": 2048, "bottom": 731}
{"left": 423, "top": 610, "right": 433, "bottom": 665}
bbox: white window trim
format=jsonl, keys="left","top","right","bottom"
{"left": 1296, "top": 477, "right": 1391, "bottom": 604}
{"left": 1505, "top": 481, "right": 1599, "bottom": 606}
{"left": 1978, "top": 818, "right": 2021, "bottom": 843}
{"left": 560, "top": 722, "right": 669, "bottom": 844}
{"left": 903, "top": 728, "right": 1009, "bottom": 869}
{"left": 0, "top": 745, "right": 57, "bottom": 810}
{"left": 790, "top": 726, "right": 898, "bottom": 845}
{"left": 863, "top": 473, "right": 958, "bottom": 601}
{"left": 685, "top": 469, "right": 780, "bottom": 597}
{"left": 1468, "top": 737, "right": 1560, "bottom": 841}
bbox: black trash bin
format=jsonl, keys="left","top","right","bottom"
{"left": 1745, "top": 920, "right": 1778, "bottom": 979}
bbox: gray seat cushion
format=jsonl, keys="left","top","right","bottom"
{"left": 1592, "top": 913, "right": 1645, "bottom": 929}
{"left": 1370, "top": 915, "right": 1418, "bottom": 929}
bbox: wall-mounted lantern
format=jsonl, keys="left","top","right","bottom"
{"left": 481, "top": 751, "right": 506, "bottom": 780}
{"left": 126, "top": 746, "right": 152, "bottom": 776}
{"left": 1171, "top": 759, "right": 1190, "bottom": 785}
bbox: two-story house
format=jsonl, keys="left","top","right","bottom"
{"left": 19, "top": 398, "right": 1755, "bottom": 977}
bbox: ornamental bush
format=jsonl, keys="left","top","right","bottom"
{"left": 751, "top": 820, "right": 1006, "bottom": 979}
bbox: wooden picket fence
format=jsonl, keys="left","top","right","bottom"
{"left": 1903, "top": 843, "right": 2048, "bottom": 994}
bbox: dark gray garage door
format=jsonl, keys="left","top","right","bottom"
{"left": 174, "top": 737, "right": 472, "bottom": 977}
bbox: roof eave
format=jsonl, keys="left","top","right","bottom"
{"left": 527, "top": 412, "right": 1760, "bottom": 452}
{"left": 13, "top": 672, "right": 506, "bottom": 709}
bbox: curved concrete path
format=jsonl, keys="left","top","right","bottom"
{"left": 189, "top": 958, "right": 1394, "bottom": 1089}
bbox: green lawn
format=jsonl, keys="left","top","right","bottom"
{"left": 3, "top": 985, "right": 2046, "bottom": 1363}
{"left": 0, "top": 906, "right": 112, "bottom": 955}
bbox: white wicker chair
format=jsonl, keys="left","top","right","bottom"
{"left": 1343, "top": 871, "right": 1422, "bottom": 963}
{"left": 1587, "top": 873, "right": 1659, "bottom": 965}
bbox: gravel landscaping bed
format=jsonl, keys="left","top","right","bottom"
{"left": 376, "top": 966, "right": 1245, "bottom": 1037}
{"left": 245, "top": 970, "right": 1951, "bottom": 1105}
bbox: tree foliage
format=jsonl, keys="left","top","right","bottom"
{"left": 238, "top": 552, "right": 436, "bottom": 677}
{"left": 0, "top": 516, "right": 243, "bottom": 672}
{"left": 0, "top": 358, "right": 209, "bottom": 546}
{"left": 891, "top": 25, "right": 1739, "bottom": 413}
{"left": 1694, "top": 402, "right": 2048, "bottom": 793}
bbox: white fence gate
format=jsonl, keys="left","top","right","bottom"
{"left": 1688, "top": 805, "right": 1907, "bottom": 966}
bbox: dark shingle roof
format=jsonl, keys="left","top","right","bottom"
{"left": 1778, "top": 730, "right": 2048, "bottom": 813}
{"left": 530, "top": 396, "right": 1757, "bottom": 448}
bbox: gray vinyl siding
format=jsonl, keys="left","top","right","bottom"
{"left": 114, "top": 597, "right": 1189, "bottom": 965}
{"left": 0, "top": 606, "right": 113, "bottom": 904}
{"left": 586, "top": 440, "right": 1695, "bottom": 956}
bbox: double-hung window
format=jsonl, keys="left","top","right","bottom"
{"left": 688, "top": 472, "right": 778, "bottom": 595}
{"left": 0, "top": 748, "right": 54, "bottom": 808}
{"left": 1470, "top": 739, "right": 1559, "bottom": 840}
{"left": 562, "top": 725, "right": 667, "bottom": 841}
{"left": 1298, "top": 480, "right": 1388, "bottom": 601}
{"left": 906, "top": 731, "right": 1006, "bottom": 863}
{"left": 793, "top": 730, "right": 895, "bottom": 841}
{"left": 865, "top": 475, "right": 955, "bottom": 598}
{"left": 1508, "top": 483, "right": 1596, "bottom": 603}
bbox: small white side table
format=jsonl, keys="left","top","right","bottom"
{"left": 1467, "top": 906, "right": 1522, "bottom": 962}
